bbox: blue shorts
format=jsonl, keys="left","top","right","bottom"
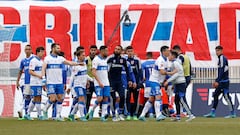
{"left": 174, "top": 83, "right": 186, "bottom": 97}
{"left": 31, "top": 86, "right": 42, "bottom": 96}
{"left": 47, "top": 84, "right": 64, "bottom": 95}
{"left": 74, "top": 86, "right": 86, "bottom": 97}
{"left": 146, "top": 81, "right": 162, "bottom": 96}
{"left": 95, "top": 86, "right": 110, "bottom": 97}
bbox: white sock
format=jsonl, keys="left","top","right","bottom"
{"left": 140, "top": 101, "right": 152, "bottom": 117}
{"left": 92, "top": 100, "right": 99, "bottom": 111}
{"left": 71, "top": 103, "right": 79, "bottom": 115}
{"left": 27, "top": 101, "right": 35, "bottom": 115}
{"left": 35, "top": 102, "right": 42, "bottom": 116}
{"left": 78, "top": 102, "right": 85, "bottom": 117}
{"left": 102, "top": 101, "right": 108, "bottom": 117}
{"left": 56, "top": 102, "right": 63, "bottom": 118}
{"left": 154, "top": 100, "right": 162, "bottom": 118}
{"left": 44, "top": 100, "right": 53, "bottom": 112}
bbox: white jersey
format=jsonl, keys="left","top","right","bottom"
{"left": 44, "top": 54, "right": 65, "bottom": 84}
{"left": 149, "top": 55, "right": 169, "bottom": 83}
{"left": 69, "top": 63, "right": 93, "bottom": 88}
{"left": 29, "top": 56, "right": 43, "bottom": 86}
{"left": 92, "top": 55, "right": 110, "bottom": 86}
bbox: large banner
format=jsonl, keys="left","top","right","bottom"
{"left": 192, "top": 83, "right": 240, "bottom": 117}
{"left": 0, "top": 0, "right": 240, "bottom": 68}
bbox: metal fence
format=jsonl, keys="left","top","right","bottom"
{"left": 192, "top": 66, "right": 240, "bottom": 83}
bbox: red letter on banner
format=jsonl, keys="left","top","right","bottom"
{"left": 171, "top": 4, "right": 211, "bottom": 60}
{"left": 29, "top": 6, "right": 71, "bottom": 60}
{"left": 0, "top": 7, "right": 21, "bottom": 62}
{"left": 80, "top": 3, "right": 96, "bottom": 55}
{"left": 104, "top": 4, "right": 121, "bottom": 53}
{"left": 129, "top": 4, "right": 159, "bottom": 59}
{"left": 220, "top": 3, "right": 240, "bottom": 59}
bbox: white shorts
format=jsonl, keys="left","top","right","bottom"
{"left": 144, "top": 87, "right": 151, "bottom": 98}
{"left": 23, "top": 84, "right": 32, "bottom": 95}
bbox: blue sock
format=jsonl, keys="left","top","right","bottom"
{"left": 211, "top": 108, "right": 216, "bottom": 114}
{"left": 149, "top": 106, "right": 154, "bottom": 114}
{"left": 24, "top": 96, "right": 31, "bottom": 114}
{"left": 52, "top": 103, "right": 57, "bottom": 118}
{"left": 69, "top": 98, "right": 78, "bottom": 114}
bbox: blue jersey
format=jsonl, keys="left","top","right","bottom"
{"left": 216, "top": 54, "right": 229, "bottom": 83}
{"left": 122, "top": 61, "right": 136, "bottom": 88}
{"left": 19, "top": 55, "right": 34, "bottom": 85}
{"left": 126, "top": 56, "right": 142, "bottom": 84}
{"left": 141, "top": 59, "right": 155, "bottom": 81}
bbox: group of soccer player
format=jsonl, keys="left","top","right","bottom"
{"left": 15, "top": 43, "right": 236, "bottom": 122}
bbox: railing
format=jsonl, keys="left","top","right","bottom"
{"left": 192, "top": 66, "right": 240, "bottom": 83}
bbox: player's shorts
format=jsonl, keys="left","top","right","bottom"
{"left": 95, "top": 86, "right": 110, "bottom": 97}
{"left": 174, "top": 83, "right": 186, "bottom": 97}
{"left": 71, "top": 88, "right": 77, "bottom": 98}
{"left": 47, "top": 84, "right": 64, "bottom": 95}
{"left": 110, "top": 81, "right": 124, "bottom": 97}
{"left": 146, "top": 81, "right": 162, "bottom": 96}
{"left": 23, "top": 84, "right": 32, "bottom": 95}
{"left": 74, "top": 86, "right": 86, "bottom": 97}
{"left": 30, "top": 86, "right": 42, "bottom": 96}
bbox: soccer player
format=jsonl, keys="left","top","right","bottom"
{"left": 24, "top": 47, "right": 45, "bottom": 120}
{"left": 41, "top": 43, "right": 80, "bottom": 121}
{"left": 107, "top": 45, "right": 131, "bottom": 121}
{"left": 138, "top": 46, "right": 169, "bottom": 121}
{"left": 204, "top": 46, "right": 236, "bottom": 118}
{"left": 87, "top": 45, "right": 110, "bottom": 122}
{"left": 163, "top": 50, "right": 195, "bottom": 122}
{"left": 85, "top": 45, "right": 97, "bottom": 112}
{"left": 139, "top": 52, "right": 155, "bottom": 117}
{"left": 125, "top": 46, "right": 142, "bottom": 120}
{"left": 68, "top": 51, "right": 93, "bottom": 122}
{"left": 16, "top": 45, "right": 34, "bottom": 119}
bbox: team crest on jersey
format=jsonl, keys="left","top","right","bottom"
{"left": 131, "top": 60, "right": 134, "bottom": 65}
{"left": 120, "top": 59, "right": 123, "bottom": 64}
{"left": 113, "top": 60, "right": 116, "bottom": 63}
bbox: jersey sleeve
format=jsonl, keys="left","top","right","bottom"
{"left": 19, "top": 59, "right": 24, "bottom": 70}
{"left": 158, "top": 59, "right": 165, "bottom": 70}
{"left": 60, "top": 56, "right": 66, "bottom": 63}
{"left": 29, "top": 58, "right": 36, "bottom": 70}
{"left": 92, "top": 57, "right": 99, "bottom": 69}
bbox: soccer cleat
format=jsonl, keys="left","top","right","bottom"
{"left": 149, "top": 113, "right": 155, "bottom": 118}
{"left": 119, "top": 114, "right": 125, "bottom": 121}
{"left": 17, "top": 111, "right": 23, "bottom": 118}
{"left": 133, "top": 115, "right": 138, "bottom": 121}
{"left": 186, "top": 115, "right": 196, "bottom": 122}
{"left": 138, "top": 116, "right": 146, "bottom": 121}
{"left": 100, "top": 117, "right": 107, "bottom": 122}
{"left": 171, "top": 117, "right": 181, "bottom": 122}
{"left": 126, "top": 115, "right": 131, "bottom": 121}
{"left": 80, "top": 117, "right": 88, "bottom": 122}
{"left": 112, "top": 116, "right": 120, "bottom": 122}
{"left": 43, "top": 111, "right": 48, "bottom": 120}
{"left": 156, "top": 114, "right": 166, "bottom": 121}
{"left": 38, "top": 115, "right": 45, "bottom": 120}
{"left": 88, "top": 110, "right": 94, "bottom": 120}
{"left": 56, "top": 117, "right": 65, "bottom": 122}
{"left": 203, "top": 112, "right": 215, "bottom": 118}
{"left": 24, "top": 114, "right": 33, "bottom": 120}
{"left": 68, "top": 114, "right": 75, "bottom": 122}
{"left": 224, "top": 114, "right": 237, "bottom": 118}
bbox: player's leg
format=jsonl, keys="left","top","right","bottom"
{"left": 125, "top": 87, "right": 132, "bottom": 120}
{"left": 132, "top": 87, "right": 139, "bottom": 120}
{"left": 17, "top": 86, "right": 25, "bottom": 119}
{"left": 172, "top": 93, "right": 181, "bottom": 121}
{"left": 118, "top": 82, "right": 126, "bottom": 121}
{"left": 34, "top": 86, "right": 44, "bottom": 120}
{"left": 43, "top": 84, "right": 57, "bottom": 119}
{"left": 222, "top": 82, "right": 236, "bottom": 118}
{"left": 24, "top": 86, "right": 35, "bottom": 120}
{"left": 154, "top": 82, "right": 165, "bottom": 121}
{"left": 55, "top": 84, "right": 65, "bottom": 121}
{"left": 23, "top": 85, "right": 32, "bottom": 116}
{"left": 101, "top": 86, "right": 110, "bottom": 122}
{"left": 137, "top": 88, "right": 145, "bottom": 117}
{"left": 86, "top": 82, "right": 94, "bottom": 112}
{"left": 87, "top": 86, "right": 103, "bottom": 120}
{"left": 78, "top": 94, "right": 87, "bottom": 122}
{"left": 204, "top": 87, "right": 221, "bottom": 118}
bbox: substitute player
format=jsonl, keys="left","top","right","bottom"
{"left": 24, "top": 47, "right": 45, "bottom": 120}
{"left": 87, "top": 45, "right": 110, "bottom": 122}
{"left": 68, "top": 51, "right": 93, "bottom": 122}
{"left": 138, "top": 46, "right": 169, "bottom": 121}
{"left": 41, "top": 43, "right": 80, "bottom": 121}
{"left": 204, "top": 46, "right": 236, "bottom": 118}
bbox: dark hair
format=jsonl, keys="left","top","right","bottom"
{"left": 146, "top": 52, "right": 153, "bottom": 58}
{"left": 99, "top": 45, "right": 107, "bottom": 51}
{"left": 90, "top": 45, "right": 97, "bottom": 49}
{"left": 58, "top": 51, "right": 65, "bottom": 57}
{"left": 115, "top": 45, "right": 123, "bottom": 50}
{"left": 170, "top": 50, "right": 178, "bottom": 58}
{"left": 172, "top": 45, "right": 181, "bottom": 51}
{"left": 160, "top": 46, "right": 169, "bottom": 53}
{"left": 215, "top": 45, "right": 223, "bottom": 50}
{"left": 126, "top": 45, "right": 133, "bottom": 50}
{"left": 25, "top": 44, "right": 31, "bottom": 48}
{"left": 36, "top": 47, "right": 45, "bottom": 54}
{"left": 76, "top": 46, "right": 85, "bottom": 52}
{"left": 51, "top": 43, "right": 59, "bottom": 50}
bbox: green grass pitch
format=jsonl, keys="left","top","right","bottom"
{"left": 0, "top": 117, "right": 239, "bottom": 135}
